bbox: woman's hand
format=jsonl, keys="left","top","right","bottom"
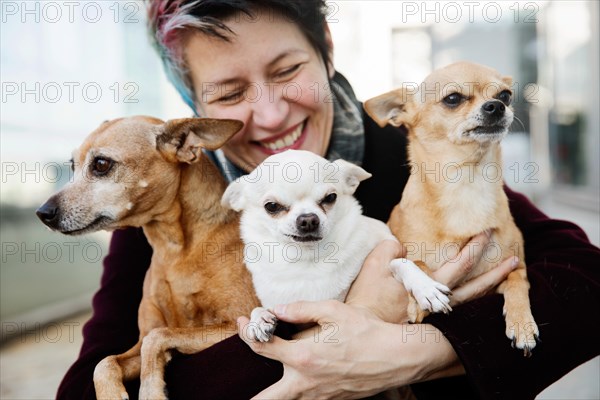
{"left": 347, "top": 232, "right": 519, "bottom": 323}
{"left": 238, "top": 301, "right": 459, "bottom": 400}
{"left": 238, "top": 232, "right": 520, "bottom": 399}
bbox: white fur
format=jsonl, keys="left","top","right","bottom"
{"left": 223, "top": 150, "right": 451, "bottom": 341}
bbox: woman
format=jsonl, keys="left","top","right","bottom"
{"left": 57, "top": 1, "right": 600, "bottom": 399}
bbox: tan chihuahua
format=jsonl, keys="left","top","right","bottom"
{"left": 36, "top": 116, "right": 259, "bottom": 399}
{"left": 364, "top": 61, "right": 539, "bottom": 356}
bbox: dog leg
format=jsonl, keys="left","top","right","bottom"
{"left": 94, "top": 342, "right": 142, "bottom": 400}
{"left": 246, "top": 307, "right": 278, "bottom": 342}
{"left": 497, "top": 267, "right": 539, "bottom": 356}
{"left": 139, "top": 324, "right": 237, "bottom": 400}
{"left": 390, "top": 259, "right": 452, "bottom": 323}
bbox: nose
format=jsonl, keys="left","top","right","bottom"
{"left": 251, "top": 84, "right": 290, "bottom": 130}
{"left": 482, "top": 100, "right": 506, "bottom": 118}
{"left": 296, "top": 213, "right": 320, "bottom": 234}
{"left": 36, "top": 199, "right": 59, "bottom": 226}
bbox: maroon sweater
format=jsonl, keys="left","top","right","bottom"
{"left": 57, "top": 114, "right": 600, "bottom": 400}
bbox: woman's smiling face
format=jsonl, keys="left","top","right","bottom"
{"left": 184, "top": 9, "right": 334, "bottom": 171}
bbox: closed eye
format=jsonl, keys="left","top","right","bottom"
{"left": 273, "top": 63, "right": 303, "bottom": 80}
{"left": 217, "top": 90, "right": 245, "bottom": 104}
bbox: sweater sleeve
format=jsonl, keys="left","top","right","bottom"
{"left": 424, "top": 187, "right": 600, "bottom": 399}
{"left": 56, "top": 227, "right": 151, "bottom": 399}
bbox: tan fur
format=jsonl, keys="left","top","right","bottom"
{"left": 365, "top": 61, "right": 538, "bottom": 356}
{"left": 40, "top": 116, "right": 259, "bottom": 399}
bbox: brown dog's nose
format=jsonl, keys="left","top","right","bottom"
{"left": 36, "top": 199, "right": 59, "bottom": 226}
{"left": 296, "top": 213, "right": 320, "bottom": 234}
{"left": 482, "top": 100, "right": 506, "bottom": 117}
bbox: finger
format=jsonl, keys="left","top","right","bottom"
{"left": 450, "top": 256, "right": 519, "bottom": 306}
{"left": 347, "top": 240, "right": 404, "bottom": 301}
{"left": 272, "top": 300, "right": 339, "bottom": 325}
{"left": 237, "top": 316, "right": 298, "bottom": 362}
{"left": 362, "top": 239, "right": 405, "bottom": 271}
{"left": 434, "top": 231, "right": 491, "bottom": 288}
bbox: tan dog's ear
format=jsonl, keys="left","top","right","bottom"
{"left": 502, "top": 76, "right": 513, "bottom": 87}
{"left": 364, "top": 89, "right": 411, "bottom": 128}
{"left": 221, "top": 179, "right": 246, "bottom": 211}
{"left": 159, "top": 118, "right": 243, "bottom": 163}
{"left": 333, "top": 159, "right": 371, "bottom": 195}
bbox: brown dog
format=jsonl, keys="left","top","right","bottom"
{"left": 364, "top": 61, "right": 539, "bottom": 356}
{"left": 36, "top": 116, "right": 259, "bottom": 399}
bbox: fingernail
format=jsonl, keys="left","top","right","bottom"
{"left": 274, "top": 304, "right": 286, "bottom": 317}
{"left": 511, "top": 256, "right": 520, "bottom": 269}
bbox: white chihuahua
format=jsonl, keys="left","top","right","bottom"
{"left": 222, "top": 150, "right": 451, "bottom": 341}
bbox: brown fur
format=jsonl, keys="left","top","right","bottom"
{"left": 364, "top": 62, "right": 538, "bottom": 356}
{"left": 38, "top": 116, "right": 259, "bottom": 399}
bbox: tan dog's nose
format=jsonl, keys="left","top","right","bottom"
{"left": 482, "top": 100, "right": 506, "bottom": 118}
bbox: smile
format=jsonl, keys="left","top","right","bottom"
{"left": 255, "top": 120, "right": 307, "bottom": 153}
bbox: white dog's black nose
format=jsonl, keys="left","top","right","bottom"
{"left": 36, "top": 199, "right": 59, "bottom": 227}
{"left": 296, "top": 213, "right": 320, "bottom": 233}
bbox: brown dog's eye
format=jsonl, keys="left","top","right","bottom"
{"left": 92, "top": 157, "right": 114, "bottom": 176}
{"left": 442, "top": 93, "right": 465, "bottom": 108}
{"left": 320, "top": 193, "right": 337, "bottom": 206}
{"left": 264, "top": 202, "right": 286, "bottom": 214}
{"left": 497, "top": 90, "right": 512, "bottom": 106}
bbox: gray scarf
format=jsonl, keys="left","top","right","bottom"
{"left": 208, "top": 76, "right": 365, "bottom": 182}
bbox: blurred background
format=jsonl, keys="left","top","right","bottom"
{"left": 1, "top": 1, "right": 598, "bottom": 398}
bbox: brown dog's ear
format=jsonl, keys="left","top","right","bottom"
{"left": 158, "top": 118, "right": 243, "bottom": 163}
{"left": 364, "top": 89, "right": 410, "bottom": 128}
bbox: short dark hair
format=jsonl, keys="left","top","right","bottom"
{"left": 146, "top": 0, "right": 330, "bottom": 109}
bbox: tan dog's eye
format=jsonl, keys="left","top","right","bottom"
{"left": 92, "top": 157, "right": 114, "bottom": 176}
{"left": 497, "top": 90, "right": 512, "bottom": 106}
{"left": 264, "top": 202, "right": 287, "bottom": 215}
{"left": 320, "top": 193, "right": 337, "bottom": 206}
{"left": 442, "top": 93, "right": 465, "bottom": 108}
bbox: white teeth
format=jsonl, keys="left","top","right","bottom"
{"left": 260, "top": 122, "right": 304, "bottom": 151}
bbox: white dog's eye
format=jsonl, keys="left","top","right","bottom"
{"left": 264, "top": 202, "right": 287, "bottom": 215}
{"left": 320, "top": 193, "right": 337, "bottom": 206}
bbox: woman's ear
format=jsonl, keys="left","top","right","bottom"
{"left": 323, "top": 22, "right": 335, "bottom": 79}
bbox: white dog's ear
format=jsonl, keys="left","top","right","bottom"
{"left": 334, "top": 159, "right": 372, "bottom": 195}
{"left": 221, "top": 179, "right": 246, "bottom": 211}
{"left": 364, "top": 89, "right": 412, "bottom": 128}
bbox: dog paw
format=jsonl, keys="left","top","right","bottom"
{"left": 390, "top": 258, "right": 452, "bottom": 315}
{"left": 411, "top": 281, "right": 452, "bottom": 314}
{"left": 247, "top": 307, "right": 278, "bottom": 342}
{"left": 504, "top": 308, "right": 539, "bottom": 357}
